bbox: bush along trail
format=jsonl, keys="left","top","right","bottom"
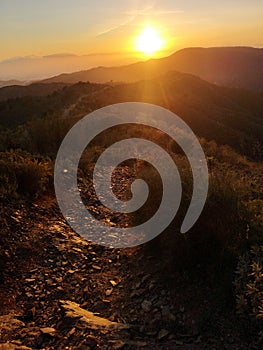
{"left": 0, "top": 163, "right": 262, "bottom": 349}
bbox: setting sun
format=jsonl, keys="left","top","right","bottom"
{"left": 135, "top": 26, "right": 165, "bottom": 56}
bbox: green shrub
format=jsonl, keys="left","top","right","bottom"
{"left": 142, "top": 161, "right": 250, "bottom": 265}
{"left": 15, "top": 158, "right": 51, "bottom": 196}
{"left": 0, "top": 150, "right": 52, "bottom": 198}
{"left": 234, "top": 245, "right": 263, "bottom": 322}
{"left": 246, "top": 200, "right": 263, "bottom": 244}
{"left": 0, "top": 159, "right": 18, "bottom": 197}
{"left": 200, "top": 169, "right": 248, "bottom": 251}
{"left": 28, "top": 118, "right": 72, "bottom": 155}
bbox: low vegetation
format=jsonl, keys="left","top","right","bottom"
{"left": 0, "top": 150, "right": 52, "bottom": 198}
{"left": 0, "top": 78, "right": 262, "bottom": 347}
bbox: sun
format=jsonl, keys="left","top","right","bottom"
{"left": 135, "top": 26, "right": 165, "bottom": 57}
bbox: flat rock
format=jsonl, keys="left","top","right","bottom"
{"left": 105, "top": 288, "right": 113, "bottom": 296}
{"left": 40, "top": 327, "right": 56, "bottom": 335}
{"left": 59, "top": 300, "right": 129, "bottom": 330}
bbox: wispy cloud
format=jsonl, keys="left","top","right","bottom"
{"left": 96, "top": 6, "right": 184, "bottom": 38}
{"left": 152, "top": 10, "right": 184, "bottom": 15}
{"left": 96, "top": 16, "right": 136, "bottom": 37}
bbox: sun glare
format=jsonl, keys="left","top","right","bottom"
{"left": 135, "top": 26, "right": 165, "bottom": 57}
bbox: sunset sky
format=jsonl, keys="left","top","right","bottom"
{"left": 1, "top": 0, "right": 263, "bottom": 80}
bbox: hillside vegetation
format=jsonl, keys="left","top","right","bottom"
{"left": 0, "top": 70, "right": 262, "bottom": 349}
{"left": 1, "top": 73, "right": 262, "bottom": 160}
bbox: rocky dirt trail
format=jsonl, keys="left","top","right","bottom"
{"left": 0, "top": 168, "right": 259, "bottom": 349}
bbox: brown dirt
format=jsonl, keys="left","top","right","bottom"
{"left": 0, "top": 191, "right": 260, "bottom": 349}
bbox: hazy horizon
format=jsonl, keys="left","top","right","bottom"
{"left": 0, "top": 51, "right": 141, "bottom": 81}
{"left": 1, "top": 0, "right": 263, "bottom": 81}
{"left": 1, "top": 45, "right": 263, "bottom": 82}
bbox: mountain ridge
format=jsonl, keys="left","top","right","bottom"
{"left": 1, "top": 70, "right": 262, "bottom": 160}
{"left": 40, "top": 47, "right": 263, "bottom": 91}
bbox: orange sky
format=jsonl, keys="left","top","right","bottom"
{"left": 0, "top": 0, "right": 262, "bottom": 80}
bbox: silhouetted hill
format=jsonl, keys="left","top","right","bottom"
{"left": 0, "top": 82, "right": 106, "bottom": 128}
{"left": 1, "top": 72, "right": 262, "bottom": 159}
{"left": 41, "top": 47, "right": 263, "bottom": 91}
{"left": 73, "top": 71, "right": 263, "bottom": 158}
{"left": 0, "top": 82, "right": 70, "bottom": 101}
{"left": 0, "top": 80, "right": 29, "bottom": 88}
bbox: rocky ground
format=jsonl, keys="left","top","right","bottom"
{"left": 0, "top": 168, "right": 261, "bottom": 349}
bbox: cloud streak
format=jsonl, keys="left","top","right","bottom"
{"left": 96, "top": 16, "right": 136, "bottom": 37}
{"left": 96, "top": 6, "right": 184, "bottom": 38}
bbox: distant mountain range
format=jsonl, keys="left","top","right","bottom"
{"left": 40, "top": 47, "right": 263, "bottom": 91}
{"left": 1, "top": 47, "right": 263, "bottom": 102}
{"left": 0, "top": 53, "right": 137, "bottom": 82}
{"left": 1, "top": 71, "right": 262, "bottom": 160}
{"left": 0, "top": 83, "right": 69, "bottom": 102}
{"left": 0, "top": 80, "right": 30, "bottom": 88}
{"left": 0, "top": 46, "right": 262, "bottom": 160}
